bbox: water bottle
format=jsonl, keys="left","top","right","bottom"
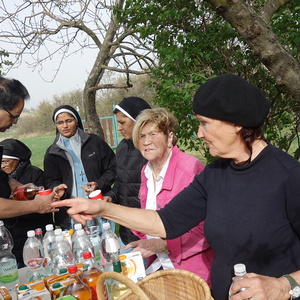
{"left": 228, "top": 263, "right": 247, "bottom": 298}
{"left": 23, "top": 230, "right": 46, "bottom": 282}
{"left": 42, "top": 224, "right": 55, "bottom": 273}
{"left": 0, "top": 220, "right": 19, "bottom": 296}
{"left": 51, "top": 235, "right": 75, "bottom": 274}
{"left": 35, "top": 228, "right": 44, "bottom": 245}
{"left": 72, "top": 229, "right": 94, "bottom": 264}
{"left": 86, "top": 220, "right": 102, "bottom": 268}
{"left": 100, "top": 222, "right": 121, "bottom": 272}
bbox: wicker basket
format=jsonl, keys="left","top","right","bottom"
{"left": 96, "top": 269, "right": 214, "bottom": 300}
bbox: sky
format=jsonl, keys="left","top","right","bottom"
{"left": 6, "top": 50, "right": 96, "bottom": 110}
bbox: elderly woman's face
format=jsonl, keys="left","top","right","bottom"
{"left": 138, "top": 122, "right": 171, "bottom": 163}
{"left": 1, "top": 158, "right": 19, "bottom": 174}
{"left": 196, "top": 114, "right": 242, "bottom": 159}
{"left": 55, "top": 112, "right": 78, "bottom": 139}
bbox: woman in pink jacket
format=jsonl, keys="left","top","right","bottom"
{"left": 124, "top": 107, "right": 213, "bottom": 286}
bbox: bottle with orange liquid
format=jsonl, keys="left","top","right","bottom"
{"left": 63, "top": 265, "right": 92, "bottom": 300}
{"left": 80, "top": 251, "right": 103, "bottom": 300}
{"left": 11, "top": 183, "right": 44, "bottom": 200}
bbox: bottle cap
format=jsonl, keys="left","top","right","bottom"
{"left": 59, "top": 268, "right": 68, "bottom": 274}
{"left": 89, "top": 190, "right": 103, "bottom": 200}
{"left": 103, "top": 222, "right": 111, "bottom": 231}
{"left": 18, "top": 285, "right": 29, "bottom": 291}
{"left": 234, "top": 263, "right": 246, "bottom": 276}
{"left": 74, "top": 223, "right": 82, "bottom": 230}
{"left": 54, "top": 228, "right": 62, "bottom": 236}
{"left": 46, "top": 224, "right": 54, "bottom": 231}
{"left": 68, "top": 265, "right": 78, "bottom": 274}
{"left": 27, "top": 230, "right": 35, "bottom": 237}
{"left": 83, "top": 251, "right": 92, "bottom": 259}
{"left": 38, "top": 189, "right": 52, "bottom": 195}
{"left": 35, "top": 228, "right": 43, "bottom": 234}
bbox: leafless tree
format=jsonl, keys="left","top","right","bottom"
{"left": 0, "top": 0, "right": 156, "bottom": 137}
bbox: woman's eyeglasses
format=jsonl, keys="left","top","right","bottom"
{"left": 55, "top": 119, "right": 75, "bottom": 126}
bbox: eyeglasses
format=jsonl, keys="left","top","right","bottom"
{"left": 55, "top": 118, "right": 75, "bottom": 126}
{"left": 1, "top": 160, "right": 11, "bottom": 165}
{"left": 3, "top": 109, "right": 20, "bottom": 121}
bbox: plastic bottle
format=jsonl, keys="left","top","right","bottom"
{"left": 106, "top": 255, "right": 127, "bottom": 300}
{"left": 35, "top": 228, "right": 44, "bottom": 245}
{"left": 100, "top": 222, "right": 121, "bottom": 271}
{"left": 71, "top": 223, "right": 85, "bottom": 250}
{"left": 72, "top": 229, "right": 94, "bottom": 264}
{"left": 0, "top": 220, "right": 19, "bottom": 295}
{"left": 10, "top": 183, "right": 44, "bottom": 200}
{"left": 80, "top": 251, "right": 103, "bottom": 300}
{"left": 228, "top": 263, "right": 247, "bottom": 298}
{"left": 42, "top": 224, "right": 56, "bottom": 274}
{"left": 86, "top": 220, "right": 102, "bottom": 267}
{"left": 22, "top": 230, "right": 46, "bottom": 282}
{"left": 63, "top": 265, "right": 92, "bottom": 300}
{"left": 51, "top": 235, "right": 75, "bottom": 275}
{"left": 43, "top": 224, "right": 55, "bottom": 262}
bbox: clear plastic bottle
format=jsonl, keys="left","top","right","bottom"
{"left": 63, "top": 265, "right": 92, "bottom": 300}
{"left": 100, "top": 222, "right": 121, "bottom": 271}
{"left": 72, "top": 229, "right": 95, "bottom": 264}
{"left": 0, "top": 220, "right": 19, "bottom": 296}
{"left": 42, "top": 224, "right": 56, "bottom": 274}
{"left": 86, "top": 220, "right": 102, "bottom": 268}
{"left": 51, "top": 235, "right": 75, "bottom": 275}
{"left": 23, "top": 230, "right": 46, "bottom": 282}
{"left": 43, "top": 224, "right": 55, "bottom": 263}
{"left": 35, "top": 228, "right": 44, "bottom": 245}
{"left": 11, "top": 183, "right": 44, "bottom": 200}
{"left": 80, "top": 251, "right": 103, "bottom": 300}
{"left": 228, "top": 263, "right": 247, "bottom": 298}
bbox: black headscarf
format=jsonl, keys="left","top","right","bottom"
{"left": 52, "top": 105, "right": 84, "bottom": 130}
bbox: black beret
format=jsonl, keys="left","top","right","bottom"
{"left": 192, "top": 74, "right": 270, "bottom": 127}
{"left": 113, "top": 97, "right": 151, "bottom": 121}
{"left": 0, "top": 139, "right": 31, "bottom": 161}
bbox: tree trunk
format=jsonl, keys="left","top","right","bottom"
{"left": 206, "top": 0, "right": 300, "bottom": 103}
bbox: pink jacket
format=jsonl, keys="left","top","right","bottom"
{"left": 133, "top": 146, "right": 213, "bottom": 286}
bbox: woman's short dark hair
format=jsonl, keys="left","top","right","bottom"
{"left": 240, "top": 127, "right": 266, "bottom": 165}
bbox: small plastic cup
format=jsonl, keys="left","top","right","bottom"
{"left": 38, "top": 189, "right": 52, "bottom": 195}
{"left": 89, "top": 189, "right": 103, "bottom": 200}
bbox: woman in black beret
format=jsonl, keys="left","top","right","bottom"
{"left": 53, "top": 75, "right": 300, "bottom": 300}
{"left": 0, "top": 138, "right": 53, "bottom": 267}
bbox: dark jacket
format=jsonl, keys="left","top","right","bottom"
{"left": 105, "top": 139, "right": 147, "bottom": 245}
{"left": 44, "top": 129, "right": 116, "bottom": 229}
{"left": 3, "top": 163, "right": 53, "bottom": 266}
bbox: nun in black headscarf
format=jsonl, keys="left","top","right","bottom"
{"left": 44, "top": 104, "right": 116, "bottom": 231}
{"left": 0, "top": 138, "right": 44, "bottom": 185}
{"left": 0, "top": 139, "right": 53, "bottom": 268}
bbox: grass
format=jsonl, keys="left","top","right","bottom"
{"left": 0, "top": 131, "right": 56, "bottom": 169}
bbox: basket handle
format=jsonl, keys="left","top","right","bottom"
{"left": 96, "top": 271, "right": 149, "bottom": 300}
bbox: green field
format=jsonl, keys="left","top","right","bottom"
{"left": 0, "top": 131, "right": 56, "bottom": 169}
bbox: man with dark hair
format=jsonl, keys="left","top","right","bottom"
{"left": 0, "top": 76, "right": 57, "bottom": 218}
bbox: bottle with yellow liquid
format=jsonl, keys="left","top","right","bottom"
{"left": 108, "top": 260, "right": 128, "bottom": 300}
